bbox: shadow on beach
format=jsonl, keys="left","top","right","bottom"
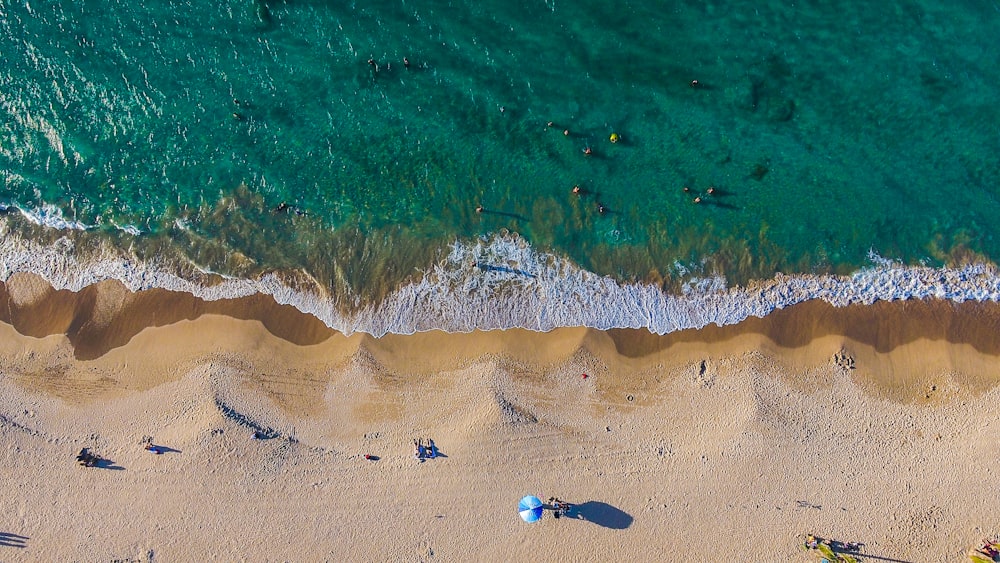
{"left": 93, "top": 457, "right": 126, "bottom": 471}
{"left": 565, "top": 501, "right": 633, "bottom": 529}
{"left": 76, "top": 448, "right": 125, "bottom": 470}
{"left": 0, "top": 277, "right": 338, "bottom": 360}
{"left": 0, "top": 532, "right": 28, "bottom": 548}
{"left": 852, "top": 554, "right": 916, "bottom": 563}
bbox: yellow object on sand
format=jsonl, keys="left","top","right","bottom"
{"left": 609, "top": 132, "right": 620, "bottom": 143}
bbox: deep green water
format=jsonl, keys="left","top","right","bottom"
{"left": 2, "top": 0, "right": 1000, "bottom": 311}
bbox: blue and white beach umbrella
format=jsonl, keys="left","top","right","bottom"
{"left": 518, "top": 495, "right": 544, "bottom": 523}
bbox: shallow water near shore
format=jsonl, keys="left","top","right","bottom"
{"left": 2, "top": 1, "right": 1000, "bottom": 329}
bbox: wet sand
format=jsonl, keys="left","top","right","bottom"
{"left": 0, "top": 273, "right": 997, "bottom": 561}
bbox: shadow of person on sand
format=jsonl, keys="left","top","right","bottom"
{"left": 93, "top": 457, "right": 126, "bottom": 470}
{"left": 426, "top": 444, "right": 447, "bottom": 459}
{"left": 76, "top": 448, "right": 123, "bottom": 470}
{"left": 565, "top": 501, "right": 633, "bottom": 529}
{"left": 147, "top": 444, "right": 182, "bottom": 455}
{"left": 0, "top": 532, "right": 28, "bottom": 548}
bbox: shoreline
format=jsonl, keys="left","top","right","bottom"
{"left": 4, "top": 223, "right": 1000, "bottom": 339}
{"left": 0, "top": 273, "right": 998, "bottom": 560}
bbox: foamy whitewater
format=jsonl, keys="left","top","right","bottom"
{"left": 2, "top": 219, "right": 997, "bottom": 337}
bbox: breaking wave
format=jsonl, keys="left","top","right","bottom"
{"left": 0, "top": 202, "right": 91, "bottom": 232}
{"left": 0, "top": 201, "right": 148, "bottom": 236}
{"left": 1, "top": 220, "right": 998, "bottom": 337}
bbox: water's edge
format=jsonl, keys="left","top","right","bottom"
{"left": 2, "top": 218, "right": 997, "bottom": 339}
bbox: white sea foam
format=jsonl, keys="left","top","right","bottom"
{"left": 0, "top": 202, "right": 91, "bottom": 231}
{"left": 1, "top": 224, "right": 999, "bottom": 337}
{"left": 0, "top": 202, "right": 153, "bottom": 236}
{"left": 110, "top": 222, "right": 144, "bottom": 236}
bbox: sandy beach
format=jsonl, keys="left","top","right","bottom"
{"left": 0, "top": 272, "right": 997, "bottom": 561}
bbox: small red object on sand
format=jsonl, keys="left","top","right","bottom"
{"left": 364, "top": 454, "right": 373, "bottom": 460}
{"left": 582, "top": 373, "right": 588, "bottom": 379}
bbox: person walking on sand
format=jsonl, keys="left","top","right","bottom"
{"left": 426, "top": 439, "right": 436, "bottom": 459}
{"left": 413, "top": 439, "right": 422, "bottom": 460}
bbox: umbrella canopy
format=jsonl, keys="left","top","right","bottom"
{"left": 518, "top": 495, "right": 544, "bottom": 523}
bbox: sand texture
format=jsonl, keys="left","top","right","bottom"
{"left": 0, "top": 274, "right": 998, "bottom": 561}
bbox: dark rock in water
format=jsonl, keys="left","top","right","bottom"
{"left": 767, "top": 97, "right": 795, "bottom": 122}
{"left": 731, "top": 53, "right": 797, "bottom": 123}
{"left": 750, "top": 161, "right": 769, "bottom": 181}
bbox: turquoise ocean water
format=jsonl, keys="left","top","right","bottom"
{"left": 2, "top": 0, "right": 1000, "bottom": 334}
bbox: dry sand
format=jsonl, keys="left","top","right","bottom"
{"left": 0, "top": 273, "right": 997, "bottom": 561}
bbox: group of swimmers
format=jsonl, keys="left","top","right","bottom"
{"left": 684, "top": 185, "right": 717, "bottom": 204}
{"left": 545, "top": 120, "right": 614, "bottom": 158}
{"left": 570, "top": 185, "right": 609, "bottom": 214}
{"left": 368, "top": 56, "right": 412, "bottom": 74}
{"left": 234, "top": 54, "right": 418, "bottom": 121}
{"left": 355, "top": 59, "right": 720, "bottom": 219}
{"left": 273, "top": 201, "right": 306, "bottom": 216}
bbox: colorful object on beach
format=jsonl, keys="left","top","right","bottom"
{"left": 609, "top": 132, "right": 620, "bottom": 143}
{"left": 582, "top": 373, "right": 588, "bottom": 379}
{"left": 968, "top": 537, "right": 1000, "bottom": 562}
{"left": 518, "top": 495, "right": 544, "bottom": 523}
